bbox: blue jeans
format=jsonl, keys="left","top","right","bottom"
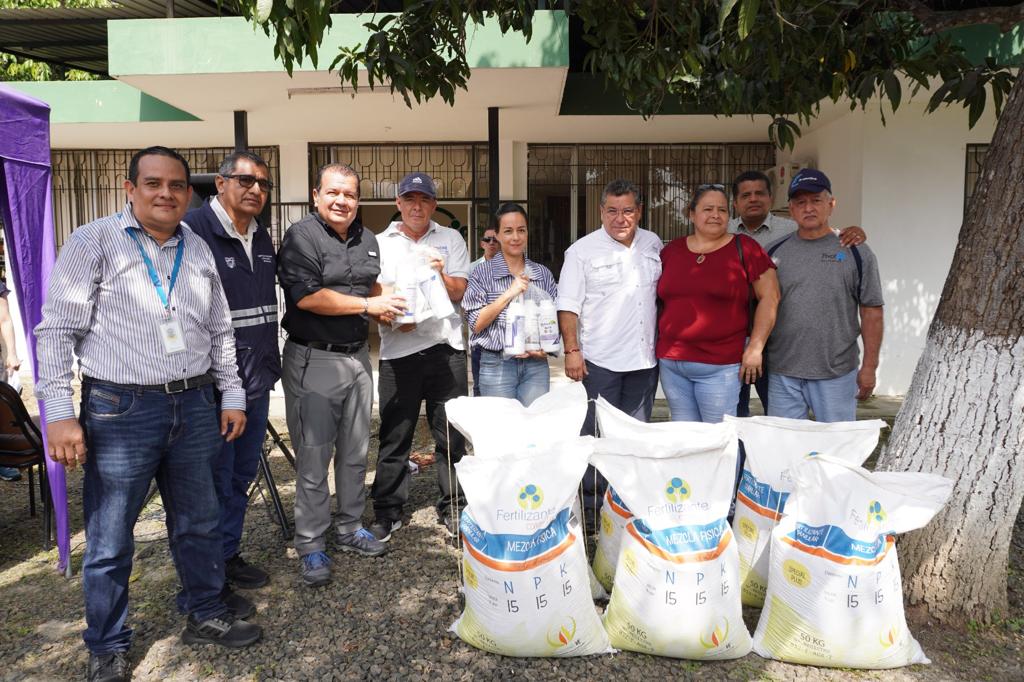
{"left": 477, "top": 350, "right": 550, "bottom": 406}
{"left": 81, "top": 381, "right": 227, "bottom": 654}
{"left": 216, "top": 391, "right": 271, "bottom": 560}
{"left": 470, "top": 345, "right": 482, "bottom": 397}
{"left": 659, "top": 359, "right": 742, "bottom": 424}
{"left": 767, "top": 370, "right": 858, "bottom": 422}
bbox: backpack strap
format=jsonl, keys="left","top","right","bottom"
{"left": 767, "top": 233, "right": 793, "bottom": 257}
{"left": 850, "top": 244, "right": 864, "bottom": 304}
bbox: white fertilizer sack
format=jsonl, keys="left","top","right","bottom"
{"left": 752, "top": 454, "right": 952, "bottom": 669}
{"left": 591, "top": 399, "right": 729, "bottom": 593}
{"left": 591, "top": 486, "right": 632, "bottom": 593}
{"left": 591, "top": 427, "right": 752, "bottom": 660}
{"left": 723, "top": 416, "right": 886, "bottom": 607}
{"left": 446, "top": 383, "right": 606, "bottom": 600}
{"left": 450, "top": 439, "right": 612, "bottom": 657}
{"left": 446, "top": 382, "right": 588, "bottom": 458}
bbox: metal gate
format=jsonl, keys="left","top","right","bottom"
{"left": 528, "top": 143, "right": 775, "bottom": 274}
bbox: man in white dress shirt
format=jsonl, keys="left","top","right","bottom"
{"left": 557, "top": 178, "right": 663, "bottom": 525}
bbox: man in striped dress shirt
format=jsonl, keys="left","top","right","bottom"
{"left": 35, "top": 147, "right": 262, "bottom": 682}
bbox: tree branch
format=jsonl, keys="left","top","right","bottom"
{"left": 897, "top": 1, "right": 1024, "bottom": 34}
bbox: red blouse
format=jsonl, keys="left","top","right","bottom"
{"left": 656, "top": 234, "right": 775, "bottom": 364}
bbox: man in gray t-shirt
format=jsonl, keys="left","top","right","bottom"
{"left": 766, "top": 169, "right": 884, "bottom": 422}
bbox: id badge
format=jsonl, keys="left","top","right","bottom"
{"left": 159, "top": 317, "right": 187, "bottom": 354}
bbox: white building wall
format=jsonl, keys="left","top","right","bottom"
{"left": 789, "top": 102, "right": 996, "bottom": 395}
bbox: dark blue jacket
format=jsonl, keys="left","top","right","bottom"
{"left": 185, "top": 201, "right": 281, "bottom": 400}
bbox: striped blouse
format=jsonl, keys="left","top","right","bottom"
{"left": 462, "top": 252, "right": 558, "bottom": 352}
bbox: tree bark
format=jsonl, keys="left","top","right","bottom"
{"left": 877, "top": 74, "right": 1024, "bottom": 624}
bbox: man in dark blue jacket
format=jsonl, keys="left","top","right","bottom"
{"left": 185, "top": 151, "right": 280, "bottom": 610}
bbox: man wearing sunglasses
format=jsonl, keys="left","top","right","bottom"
{"left": 184, "top": 151, "right": 280, "bottom": 609}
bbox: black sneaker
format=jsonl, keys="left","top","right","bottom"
{"left": 87, "top": 651, "right": 130, "bottom": 682}
{"left": 368, "top": 518, "right": 403, "bottom": 543}
{"left": 181, "top": 614, "right": 262, "bottom": 648}
{"left": 222, "top": 587, "right": 256, "bottom": 620}
{"left": 225, "top": 554, "right": 269, "bottom": 589}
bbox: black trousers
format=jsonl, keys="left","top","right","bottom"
{"left": 579, "top": 361, "right": 659, "bottom": 526}
{"left": 372, "top": 344, "right": 468, "bottom": 521}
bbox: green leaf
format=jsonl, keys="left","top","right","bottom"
{"left": 719, "top": 0, "right": 741, "bottom": 30}
{"left": 737, "top": 0, "right": 760, "bottom": 41}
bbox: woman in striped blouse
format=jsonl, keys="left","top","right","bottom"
{"left": 462, "top": 203, "right": 559, "bottom": 406}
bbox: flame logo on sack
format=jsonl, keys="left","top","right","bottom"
{"left": 517, "top": 483, "right": 544, "bottom": 510}
{"left": 699, "top": 618, "right": 730, "bottom": 649}
{"left": 664, "top": 477, "right": 691, "bottom": 503}
{"left": 867, "top": 500, "right": 887, "bottom": 527}
{"left": 879, "top": 625, "right": 898, "bottom": 648}
{"left": 546, "top": 618, "right": 577, "bottom": 648}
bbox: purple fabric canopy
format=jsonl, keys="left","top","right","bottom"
{"left": 0, "top": 85, "right": 67, "bottom": 574}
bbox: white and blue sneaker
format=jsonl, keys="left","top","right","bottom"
{"left": 337, "top": 527, "right": 388, "bottom": 557}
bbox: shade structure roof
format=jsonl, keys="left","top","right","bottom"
{"left": 0, "top": 1, "right": 230, "bottom": 75}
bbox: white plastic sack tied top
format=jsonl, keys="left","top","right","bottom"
{"left": 752, "top": 454, "right": 952, "bottom": 669}
{"left": 590, "top": 399, "right": 730, "bottom": 593}
{"left": 450, "top": 439, "right": 613, "bottom": 657}
{"left": 446, "top": 383, "right": 588, "bottom": 458}
{"left": 591, "top": 423, "right": 753, "bottom": 660}
{"left": 446, "top": 383, "right": 607, "bottom": 600}
{"left": 723, "top": 415, "right": 886, "bottom": 607}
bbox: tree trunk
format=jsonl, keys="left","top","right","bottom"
{"left": 877, "top": 75, "right": 1024, "bottom": 624}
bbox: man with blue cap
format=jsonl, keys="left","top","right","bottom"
{"left": 763, "top": 169, "right": 885, "bottom": 422}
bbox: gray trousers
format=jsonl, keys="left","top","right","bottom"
{"left": 282, "top": 340, "right": 373, "bottom": 556}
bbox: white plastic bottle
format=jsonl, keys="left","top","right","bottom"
{"left": 524, "top": 299, "right": 541, "bottom": 351}
{"left": 538, "top": 299, "right": 560, "bottom": 353}
{"left": 504, "top": 297, "right": 526, "bottom": 355}
{"left": 394, "top": 271, "right": 418, "bottom": 325}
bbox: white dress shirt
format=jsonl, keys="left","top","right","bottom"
{"left": 210, "top": 197, "right": 256, "bottom": 266}
{"left": 557, "top": 226, "right": 663, "bottom": 372}
{"left": 377, "top": 220, "right": 471, "bottom": 360}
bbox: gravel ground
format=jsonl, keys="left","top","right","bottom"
{"left": 1, "top": 409, "right": 1022, "bottom": 681}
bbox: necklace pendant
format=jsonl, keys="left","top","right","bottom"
{"left": 696, "top": 254, "right": 705, "bottom": 264}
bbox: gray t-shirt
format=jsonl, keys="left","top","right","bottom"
{"left": 767, "top": 232, "right": 884, "bottom": 380}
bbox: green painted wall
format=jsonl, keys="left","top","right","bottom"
{"left": 5, "top": 81, "right": 199, "bottom": 123}
{"left": 108, "top": 12, "right": 569, "bottom": 76}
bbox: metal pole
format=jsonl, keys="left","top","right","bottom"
{"left": 488, "top": 106, "right": 499, "bottom": 221}
{"left": 165, "top": 0, "right": 175, "bottom": 18}
{"left": 233, "top": 110, "right": 249, "bottom": 152}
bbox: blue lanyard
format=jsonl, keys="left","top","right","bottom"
{"left": 126, "top": 227, "right": 184, "bottom": 311}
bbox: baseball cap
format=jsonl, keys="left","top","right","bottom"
{"left": 788, "top": 169, "right": 832, "bottom": 198}
{"left": 397, "top": 172, "right": 437, "bottom": 199}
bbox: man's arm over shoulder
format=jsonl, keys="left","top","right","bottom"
{"left": 34, "top": 228, "right": 104, "bottom": 421}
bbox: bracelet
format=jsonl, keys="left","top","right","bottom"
{"left": 565, "top": 348, "right": 581, "bottom": 355}
{"left": 363, "top": 298, "right": 369, "bottom": 314}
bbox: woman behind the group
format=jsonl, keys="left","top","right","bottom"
{"left": 462, "top": 203, "right": 559, "bottom": 406}
{"left": 656, "top": 184, "right": 780, "bottom": 423}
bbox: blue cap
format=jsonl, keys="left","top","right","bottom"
{"left": 397, "top": 172, "right": 437, "bottom": 199}
{"left": 788, "top": 169, "right": 832, "bottom": 198}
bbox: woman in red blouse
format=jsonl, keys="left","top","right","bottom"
{"left": 656, "top": 184, "right": 780, "bottom": 422}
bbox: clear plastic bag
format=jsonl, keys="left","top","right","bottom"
{"left": 502, "top": 284, "right": 561, "bottom": 359}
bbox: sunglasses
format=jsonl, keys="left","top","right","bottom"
{"left": 223, "top": 174, "right": 274, "bottom": 192}
{"left": 480, "top": 236, "right": 497, "bottom": 244}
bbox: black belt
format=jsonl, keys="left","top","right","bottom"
{"left": 289, "top": 336, "right": 365, "bottom": 354}
{"left": 82, "top": 373, "right": 214, "bottom": 394}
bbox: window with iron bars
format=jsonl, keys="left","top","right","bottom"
{"left": 50, "top": 146, "right": 281, "bottom": 249}
{"left": 527, "top": 143, "right": 775, "bottom": 274}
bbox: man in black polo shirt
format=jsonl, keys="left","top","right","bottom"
{"left": 277, "top": 163, "right": 405, "bottom": 587}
